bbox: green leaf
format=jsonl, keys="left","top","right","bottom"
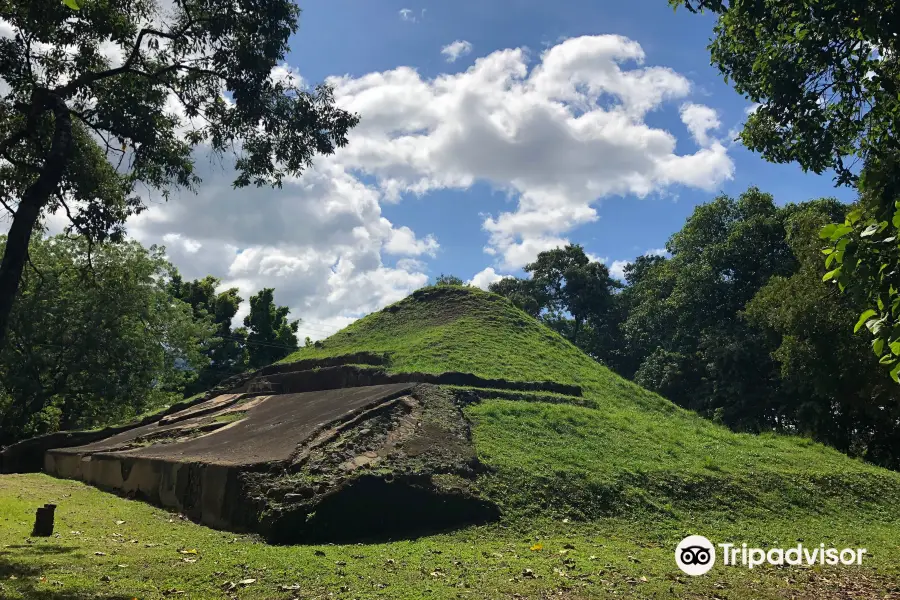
{"left": 822, "top": 268, "right": 840, "bottom": 282}
{"left": 819, "top": 223, "right": 838, "bottom": 239}
{"left": 828, "top": 224, "right": 853, "bottom": 241}
{"left": 868, "top": 319, "right": 884, "bottom": 335}
{"left": 873, "top": 338, "right": 885, "bottom": 356}
{"left": 890, "top": 361, "right": 900, "bottom": 384}
{"left": 62, "top": 0, "right": 80, "bottom": 9}
{"left": 847, "top": 209, "right": 863, "bottom": 225}
{"left": 855, "top": 309, "right": 877, "bottom": 333}
{"left": 880, "top": 354, "right": 896, "bottom": 365}
{"left": 890, "top": 341, "right": 900, "bottom": 356}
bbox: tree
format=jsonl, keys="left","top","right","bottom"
{"left": 243, "top": 288, "right": 299, "bottom": 369}
{"left": 744, "top": 201, "right": 900, "bottom": 467}
{"left": 434, "top": 274, "right": 465, "bottom": 286}
{"left": 488, "top": 277, "right": 546, "bottom": 318}
{"left": 526, "top": 245, "right": 621, "bottom": 348}
{"left": 489, "top": 245, "right": 624, "bottom": 367}
{"left": 669, "top": 0, "right": 900, "bottom": 378}
{"left": 0, "top": 235, "right": 214, "bottom": 442}
{"left": 0, "top": 0, "right": 359, "bottom": 349}
{"left": 621, "top": 189, "right": 796, "bottom": 426}
{"left": 168, "top": 274, "right": 248, "bottom": 395}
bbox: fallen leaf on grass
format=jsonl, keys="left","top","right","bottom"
{"left": 114, "top": 520, "right": 125, "bottom": 525}
{"left": 178, "top": 548, "right": 198, "bottom": 555}
{"left": 93, "top": 552, "right": 107, "bottom": 556}
{"left": 181, "top": 558, "right": 197, "bottom": 563}
{"left": 530, "top": 543, "right": 543, "bottom": 552}
{"left": 237, "top": 578, "right": 256, "bottom": 586}
{"left": 279, "top": 584, "right": 301, "bottom": 591}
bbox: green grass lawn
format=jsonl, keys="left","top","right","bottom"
{"left": 2, "top": 474, "right": 898, "bottom": 599}
{"left": 5, "top": 286, "right": 900, "bottom": 598}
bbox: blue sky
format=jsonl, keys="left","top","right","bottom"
{"left": 113, "top": 0, "right": 856, "bottom": 339}
{"left": 282, "top": 0, "right": 852, "bottom": 283}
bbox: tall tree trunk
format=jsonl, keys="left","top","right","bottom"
{"left": 0, "top": 96, "right": 72, "bottom": 349}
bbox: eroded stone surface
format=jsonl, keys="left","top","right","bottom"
{"left": 43, "top": 383, "right": 498, "bottom": 542}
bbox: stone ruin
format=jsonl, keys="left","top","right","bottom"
{"left": 1, "top": 353, "right": 582, "bottom": 543}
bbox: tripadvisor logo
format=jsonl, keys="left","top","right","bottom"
{"left": 675, "top": 535, "right": 716, "bottom": 575}
{"left": 675, "top": 535, "right": 867, "bottom": 576}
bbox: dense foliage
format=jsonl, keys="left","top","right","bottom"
{"left": 489, "top": 245, "right": 623, "bottom": 367}
{"left": 669, "top": 0, "right": 900, "bottom": 381}
{"left": 0, "top": 234, "right": 214, "bottom": 442}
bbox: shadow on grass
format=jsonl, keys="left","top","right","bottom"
{"left": 0, "top": 557, "right": 133, "bottom": 600}
{"left": 1, "top": 544, "right": 79, "bottom": 555}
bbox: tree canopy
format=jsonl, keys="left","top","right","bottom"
{"left": 669, "top": 0, "right": 900, "bottom": 380}
{"left": 0, "top": 234, "right": 214, "bottom": 441}
{"left": 243, "top": 288, "right": 299, "bottom": 370}
{"left": 168, "top": 274, "right": 248, "bottom": 396}
{"left": 0, "top": 0, "right": 359, "bottom": 349}
{"left": 490, "top": 244, "right": 622, "bottom": 368}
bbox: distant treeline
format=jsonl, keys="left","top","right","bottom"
{"left": 485, "top": 188, "right": 900, "bottom": 470}
{"left": 0, "top": 235, "right": 300, "bottom": 445}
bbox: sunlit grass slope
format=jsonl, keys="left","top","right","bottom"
{"left": 283, "top": 286, "right": 900, "bottom": 522}
{"left": 3, "top": 285, "right": 900, "bottom": 599}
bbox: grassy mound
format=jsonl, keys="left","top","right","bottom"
{"left": 284, "top": 285, "right": 900, "bottom": 522}
{"left": 4, "top": 285, "right": 900, "bottom": 598}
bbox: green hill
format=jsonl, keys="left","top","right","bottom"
{"left": 283, "top": 285, "right": 900, "bottom": 522}
{"left": 2, "top": 284, "right": 899, "bottom": 599}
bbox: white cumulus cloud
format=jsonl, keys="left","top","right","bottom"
{"left": 609, "top": 260, "right": 630, "bottom": 281}
{"left": 441, "top": 40, "right": 473, "bottom": 63}
{"left": 468, "top": 267, "right": 510, "bottom": 290}
{"left": 680, "top": 102, "right": 722, "bottom": 147}
{"left": 12, "top": 34, "right": 735, "bottom": 340}
{"left": 329, "top": 34, "right": 734, "bottom": 269}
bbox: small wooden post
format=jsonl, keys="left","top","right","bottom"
{"left": 31, "top": 503, "right": 56, "bottom": 537}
